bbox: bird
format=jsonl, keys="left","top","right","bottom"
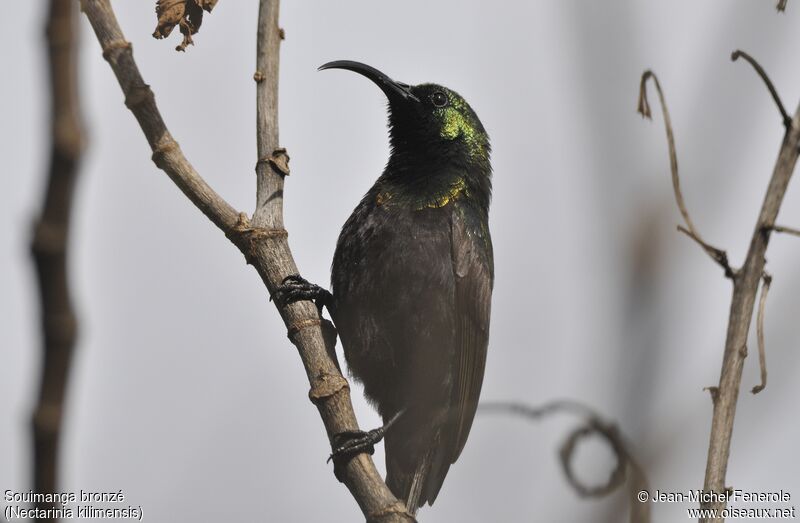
{"left": 276, "top": 60, "right": 493, "bottom": 514}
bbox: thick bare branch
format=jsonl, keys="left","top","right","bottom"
{"left": 80, "top": 0, "right": 412, "bottom": 520}
{"left": 731, "top": 50, "right": 791, "bottom": 129}
{"left": 31, "top": 1, "right": 85, "bottom": 518}
{"left": 480, "top": 401, "right": 650, "bottom": 523}
{"left": 638, "top": 71, "right": 734, "bottom": 278}
{"left": 751, "top": 273, "right": 772, "bottom": 394}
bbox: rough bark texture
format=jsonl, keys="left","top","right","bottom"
{"left": 31, "top": 1, "right": 85, "bottom": 520}
{"left": 79, "top": 1, "right": 413, "bottom": 520}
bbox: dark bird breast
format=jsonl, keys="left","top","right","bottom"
{"left": 331, "top": 181, "right": 493, "bottom": 509}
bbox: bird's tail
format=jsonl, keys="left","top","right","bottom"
{"left": 385, "top": 427, "right": 452, "bottom": 514}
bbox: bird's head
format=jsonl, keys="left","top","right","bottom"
{"left": 319, "top": 60, "right": 490, "bottom": 169}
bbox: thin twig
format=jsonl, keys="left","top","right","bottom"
{"left": 731, "top": 50, "right": 792, "bottom": 129}
{"left": 777, "top": 0, "right": 788, "bottom": 12}
{"left": 481, "top": 400, "right": 650, "bottom": 523}
{"left": 676, "top": 226, "right": 735, "bottom": 279}
{"left": 31, "top": 1, "right": 85, "bottom": 518}
{"left": 771, "top": 224, "right": 800, "bottom": 237}
{"left": 80, "top": 1, "right": 412, "bottom": 520}
{"left": 638, "top": 71, "right": 734, "bottom": 278}
{"left": 751, "top": 273, "right": 772, "bottom": 394}
{"left": 253, "top": 0, "right": 285, "bottom": 231}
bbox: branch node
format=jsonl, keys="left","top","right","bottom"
{"left": 676, "top": 226, "right": 736, "bottom": 279}
{"left": 704, "top": 386, "right": 720, "bottom": 404}
{"left": 124, "top": 84, "right": 154, "bottom": 110}
{"left": 233, "top": 212, "right": 250, "bottom": 230}
{"left": 308, "top": 373, "right": 349, "bottom": 405}
{"left": 31, "top": 219, "right": 68, "bottom": 255}
{"left": 32, "top": 403, "right": 62, "bottom": 434}
{"left": 257, "top": 147, "right": 291, "bottom": 177}
{"left": 43, "top": 312, "right": 79, "bottom": 347}
{"left": 101, "top": 39, "right": 131, "bottom": 62}
{"left": 151, "top": 138, "right": 180, "bottom": 168}
{"left": 226, "top": 213, "right": 288, "bottom": 264}
{"left": 287, "top": 318, "right": 323, "bottom": 340}
{"left": 253, "top": 71, "right": 265, "bottom": 83}
{"left": 731, "top": 50, "right": 792, "bottom": 130}
{"left": 279, "top": 27, "right": 286, "bottom": 40}
{"left": 366, "top": 502, "right": 415, "bottom": 523}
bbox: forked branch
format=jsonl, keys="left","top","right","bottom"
{"left": 79, "top": 0, "right": 412, "bottom": 520}
{"left": 639, "top": 52, "right": 799, "bottom": 523}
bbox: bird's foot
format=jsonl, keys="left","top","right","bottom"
{"left": 328, "top": 411, "right": 404, "bottom": 481}
{"left": 272, "top": 274, "right": 333, "bottom": 313}
{"left": 328, "top": 429, "right": 381, "bottom": 463}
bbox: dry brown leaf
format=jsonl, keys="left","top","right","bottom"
{"left": 153, "top": 0, "right": 219, "bottom": 52}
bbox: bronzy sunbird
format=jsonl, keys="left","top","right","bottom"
{"left": 277, "top": 61, "right": 493, "bottom": 513}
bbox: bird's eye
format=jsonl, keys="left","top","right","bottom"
{"left": 431, "top": 91, "right": 448, "bottom": 107}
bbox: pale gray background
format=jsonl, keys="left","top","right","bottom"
{"left": 3, "top": 1, "right": 800, "bottom": 522}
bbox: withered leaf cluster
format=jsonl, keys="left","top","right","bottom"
{"left": 153, "top": 0, "right": 219, "bottom": 52}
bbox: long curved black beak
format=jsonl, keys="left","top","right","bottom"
{"left": 318, "top": 60, "right": 420, "bottom": 103}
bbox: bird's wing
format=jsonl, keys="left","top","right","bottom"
{"left": 446, "top": 206, "right": 493, "bottom": 462}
